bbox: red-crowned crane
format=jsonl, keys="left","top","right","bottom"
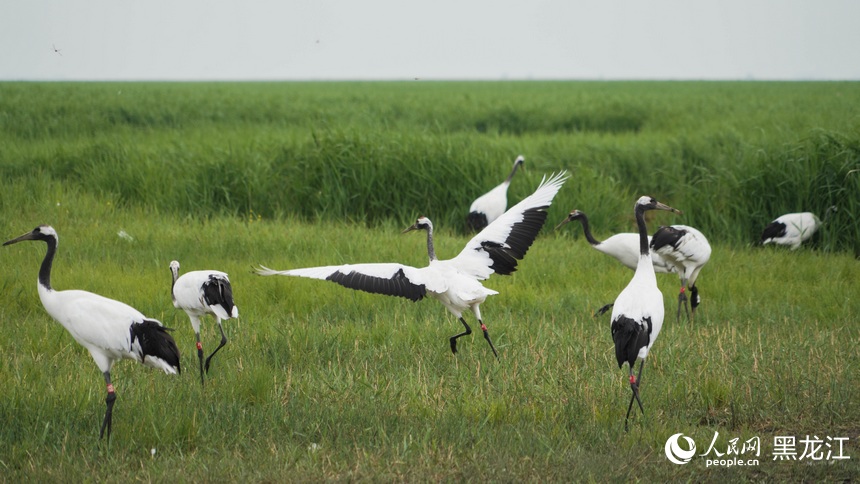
{"left": 467, "top": 155, "right": 525, "bottom": 232}
{"left": 610, "top": 197, "right": 680, "bottom": 431}
{"left": 761, "top": 207, "right": 836, "bottom": 249}
{"left": 4, "top": 225, "right": 181, "bottom": 441}
{"left": 169, "top": 260, "right": 238, "bottom": 386}
{"left": 256, "top": 171, "right": 568, "bottom": 358}
{"left": 650, "top": 225, "right": 712, "bottom": 321}
{"left": 555, "top": 209, "right": 676, "bottom": 315}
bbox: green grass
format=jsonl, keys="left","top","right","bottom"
{"left": 0, "top": 82, "right": 858, "bottom": 481}
{"left": 1, "top": 81, "right": 859, "bottom": 249}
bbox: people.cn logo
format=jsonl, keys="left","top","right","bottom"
{"left": 665, "top": 433, "right": 697, "bottom": 465}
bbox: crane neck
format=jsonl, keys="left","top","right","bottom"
{"left": 823, "top": 205, "right": 837, "bottom": 223}
{"left": 425, "top": 226, "right": 437, "bottom": 262}
{"left": 574, "top": 214, "right": 602, "bottom": 246}
{"left": 634, "top": 205, "right": 650, "bottom": 257}
{"left": 170, "top": 268, "right": 178, "bottom": 304}
{"left": 39, "top": 236, "right": 57, "bottom": 291}
{"left": 505, "top": 161, "right": 521, "bottom": 184}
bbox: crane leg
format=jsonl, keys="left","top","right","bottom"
{"left": 449, "top": 318, "right": 472, "bottom": 354}
{"left": 99, "top": 372, "right": 116, "bottom": 441}
{"left": 479, "top": 320, "right": 499, "bottom": 359}
{"left": 204, "top": 319, "right": 228, "bottom": 374}
{"left": 624, "top": 361, "right": 646, "bottom": 432}
{"left": 676, "top": 287, "right": 689, "bottom": 321}
{"left": 195, "top": 333, "right": 205, "bottom": 386}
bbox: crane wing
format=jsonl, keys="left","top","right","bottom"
{"left": 51, "top": 290, "right": 146, "bottom": 349}
{"left": 650, "top": 225, "right": 684, "bottom": 252}
{"left": 451, "top": 171, "right": 568, "bottom": 280}
{"left": 651, "top": 225, "right": 711, "bottom": 265}
{"left": 255, "top": 263, "right": 430, "bottom": 302}
{"left": 201, "top": 273, "right": 238, "bottom": 319}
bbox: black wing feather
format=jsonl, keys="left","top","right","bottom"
{"left": 478, "top": 205, "right": 549, "bottom": 275}
{"left": 326, "top": 268, "right": 426, "bottom": 302}
{"left": 202, "top": 275, "right": 236, "bottom": 317}
{"left": 610, "top": 315, "right": 652, "bottom": 369}
{"left": 130, "top": 320, "right": 182, "bottom": 373}
{"left": 467, "top": 212, "right": 489, "bottom": 232}
{"left": 650, "top": 225, "right": 686, "bottom": 251}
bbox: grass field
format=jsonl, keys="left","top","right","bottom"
{"left": 0, "top": 81, "right": 858, "bottom": 481}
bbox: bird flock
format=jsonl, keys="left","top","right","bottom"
{"left": 2, "top": 156, "right": 834, "bottom": 439}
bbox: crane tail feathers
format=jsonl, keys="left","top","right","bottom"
{"left": 254, "top": 265, "right": 290, "bottom": 276}
{"left": 610, "top": 316, "right": 651, "bottom": 369}
{"left": 201, "top": 275, "right": 237, "bottom": 320}
{"left": 467, "top": 212, "right": 489, "bottom": 232}
{"left": 130, "top": 320, "right": 182, "bottom": 374}
{"left": 761, "top": 221, "right": 787, "bottom": 243}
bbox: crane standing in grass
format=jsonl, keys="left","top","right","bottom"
{"left": 760, "top": 207, "right": 836, "bottom": 250}
{"left": 170, "top": 260, "right": 238, "bottom": 386}
{"left": 650, "top": 225, "right": 711, "bottom": 321}
{"left": 610, "top": 197, "right": 680, "bottom": 431}
{"left": 4, "top": 225, "right": 181, "bottom": 441}
{"left": 257, "top": 172, "right": 568, "bottom": 358}
{"left": 467, "top": 155, "right": 525, "bottom": 232}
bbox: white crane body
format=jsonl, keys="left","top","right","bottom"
{"left": 170, "top": 261, "right": 238, "bottom": 385}
{"left": 38, "top": 285, "right": 178, "bottom": 374}
{"left": 761, "top": 212, "right": 821, "bottom": 249}
{"left": 467, "top": 155, "right": 525, "bottom": 231}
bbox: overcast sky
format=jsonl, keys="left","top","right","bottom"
{"left": 2, "top": 0, "right": 859, "bottom": 81}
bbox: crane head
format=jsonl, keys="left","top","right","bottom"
{"left": 169, "top": 260, "right": 181, "bottom": 281}
{"left": 635, "top": 196, "right": 682, "bottom": 215}
{"left": 4, "top": 225, "right": 57, "bottom": 246}
{"left": 555, "top": 209, "right": 585, "bottom": 230}
{"left": 402, "top": 216, "right": 433, "bottom": 234}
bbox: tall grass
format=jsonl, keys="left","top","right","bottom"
{"left": 1, "top": 81, "right": 858, "bottom": 251}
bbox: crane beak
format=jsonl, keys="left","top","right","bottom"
{"left": 3, "top": 231, "right": 38, "bottom": 246}
{"left": 554, "top": 216, "right": 572, "bottom": 230}
{"left": 401, "top": 223, "right": 418, "bottom": 234}
{"left": 655, "top": 202, "right": 682, "bottom": 215}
